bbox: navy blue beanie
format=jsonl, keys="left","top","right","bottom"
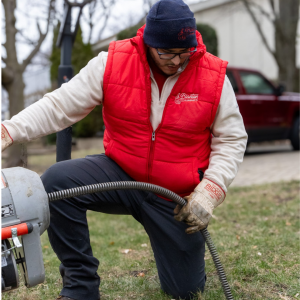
{"left": 144, "top": 0, "right": 197, "bottom": 49}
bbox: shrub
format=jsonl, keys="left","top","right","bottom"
{"left": 196, "top": 23, "right": 218, "bottom": 56}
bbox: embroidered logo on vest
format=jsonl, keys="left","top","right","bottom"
{"left": 174, "top": 93, "right": 199, "bottom": 104}
{"left": 178, "top": 27, "right": 196, "bottom": 41}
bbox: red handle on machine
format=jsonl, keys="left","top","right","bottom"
{"left": 1, "top": 223, "right": 33, "bottom": 240}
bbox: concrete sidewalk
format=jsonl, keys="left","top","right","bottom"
{"left": 231, "top": 141, "right": 300, "bottom": 187}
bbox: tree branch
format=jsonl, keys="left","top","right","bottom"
{"left": 21, "top": 0, "right": 56, "bottom": 72}
{"left": 97, "top": 12, "right": 110, "bottom": 40}
{"left": 3, "top": 0, "right": 18, "bottom": 69}
{"left": 143, "top": 0, "right": 154, "bottom": 15}
{"left": 87, "top": 0, "right": 97, "bottom": 43}
{"left": 16, "top": 39, "right": 38, "bottom": 46}
{"left": 65, "top": 0, "right": 94, "bottom": 8}
{"left": 36, "top": 19, "right": 43, "bottom": 36}
{"left": 80, "top": 0, "right": 115, "bottom": 42}
{"left": 249, "top": 2, "right": 274, "bottom": 23}
{"left": 247, "top": 0, "right": 285, "bottom": 43}
{"left": 241, "top": 0, "right": 280, "bottom": 66}
{"left": 17, "top": 29, "right": 38, "bottom": 46}
{"left": 97, "top": 0, "right": 115, "bottom": 40}
{"left": 16, "top": 8, "right": 52, "bottom": 21}
{"left": 268, "top": 0, "right": 276, "bottom": 15}
{"left": 26, "top": 60, "right": 50, "bottom": 67}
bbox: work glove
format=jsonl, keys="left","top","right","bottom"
{"left": 1, "top": 124, "right": 13, "bottom": 152}
{"left": 174, "top": 178, "right": 225, "bottom": 234}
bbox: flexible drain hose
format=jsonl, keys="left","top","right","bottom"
{"left": 48, "top": 181, "right": 233, "bottom": 300}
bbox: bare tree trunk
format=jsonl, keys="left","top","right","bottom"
{"left": 242, "top": 0, "right": 299, "bottom": 92}
{"left": 3, "top": 71, "right": 26, "bottom": 168}
{"left": 2, "top": 0, "right": 55, "bottom": 167}
{"left": 81, "top": 0, "right": 116, "bottom": 42}
{"left": 6, "top": 71, "right": 25, "bottom": 120}
{"left": 2, "top": 0, "right": 26, "bottom": 167}
{"left": 276, "top": 0, "right": 299, "bottom": 92}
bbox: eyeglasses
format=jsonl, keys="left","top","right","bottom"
{"left": 156, "top": 48, "right": 197, "bottom": 60}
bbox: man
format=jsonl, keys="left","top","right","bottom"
{"left": 1, "top": 0, "right": 247, "bottom": 299}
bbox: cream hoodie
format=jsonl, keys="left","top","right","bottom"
{"left": 3, "top": 51, "right": 248, "bottom": 192}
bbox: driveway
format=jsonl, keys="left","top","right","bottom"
{"left": 231, "top": 140, "right": 300, "bottom": 187}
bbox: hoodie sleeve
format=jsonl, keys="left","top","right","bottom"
{"left": 205, "top": 75, "right": 248, "bottom": 192}
{"left": 2, "top": 52, "right": 108, "bottom": 143}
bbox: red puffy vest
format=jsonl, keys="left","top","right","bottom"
{"left": 103, "top": 26, "right": 228, "bottom": 197}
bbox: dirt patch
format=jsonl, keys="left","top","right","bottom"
{"left": 274, "top": 196, "right": 295, "bottom": 203}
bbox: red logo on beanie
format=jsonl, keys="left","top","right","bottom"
{"left": 178, "top": 27, "right": 196, "bottom": 40}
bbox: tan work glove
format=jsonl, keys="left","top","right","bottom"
{"left": 174, "top": 178, "right": 225, "bottom": 234}
{"left": 1, "top": 124, "right": 13, "bottom": 152}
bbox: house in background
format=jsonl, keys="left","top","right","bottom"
{"left": 92, "top": 34, "right": 117, "bottom": 54}
{"left": 190, "top": 0, "right": 300, "bottom": 82}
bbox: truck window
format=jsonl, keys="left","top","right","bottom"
{"left": 240, "top": 71, "right": 274, "bottom": 94}
{"left": 226, "top": 71, "right": 239, "bottom": 93}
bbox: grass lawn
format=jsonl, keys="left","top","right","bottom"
{"left": 27, "top": 147, "right": 105, "bottom": 175}
{"left": 2, "top": 180, "right": 299, "bottom": 300}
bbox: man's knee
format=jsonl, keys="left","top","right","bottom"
{"left": 41, "top": 160, "right": 82, "bottom": 193}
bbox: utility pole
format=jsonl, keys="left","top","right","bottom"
{"left": 55, "top": 0, "right": 91, "bottom": 162}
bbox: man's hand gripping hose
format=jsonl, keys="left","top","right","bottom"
{"left": 48, "top": 181, "right": 234, "bottom": 300}
{"left": 174, "top": 179, "right": 225, "bottom": 234}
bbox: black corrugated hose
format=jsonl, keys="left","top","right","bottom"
{"left": 48, "top": 181, "right": 234, "bottom": 300}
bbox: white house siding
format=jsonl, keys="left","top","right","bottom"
{"left": 191, "top": 0, "right": 300, "bottom": 82}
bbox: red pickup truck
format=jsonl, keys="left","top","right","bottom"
{"left": 226, "top": 67, "right": 300, "bottom": 150}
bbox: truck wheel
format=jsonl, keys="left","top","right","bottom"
{"left": 290, "top": 116, "right": 299, "bottom": 151}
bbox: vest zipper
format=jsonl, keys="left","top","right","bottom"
{"left": 152, "top": 132, "right": 155, "bottom": 141}
{"left": 148, "top": 131, "right": 155, "bottom": 182}
{"left": 147, "top": 74, "right": 181, "bottom": 182}
{"left": 146, "top": 59, "right": 188, "bottom": 183}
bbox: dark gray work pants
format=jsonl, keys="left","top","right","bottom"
{"left": 42, "top": 154, "right": 206, "bottom": 300}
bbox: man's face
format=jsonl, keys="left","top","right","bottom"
{"left": 148, "top": 47, "right": 190, "bottom": 76}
